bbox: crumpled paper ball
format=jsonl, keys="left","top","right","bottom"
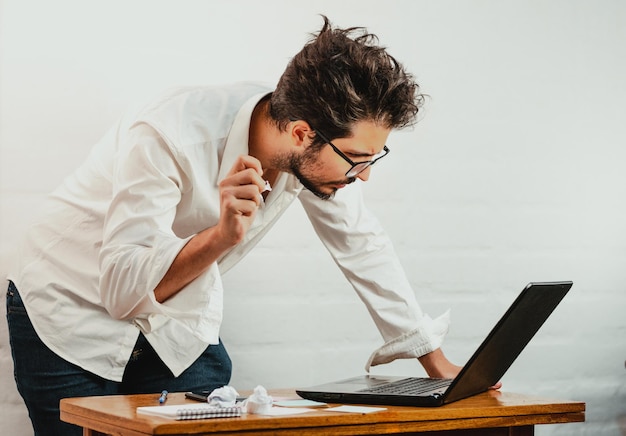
{"left": 207, "top": 385, "right": 239, "bottom": 407}
{"left": 243, "top": 385, "right": 273, "bottom": 415}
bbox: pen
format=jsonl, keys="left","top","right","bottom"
{"left": 259, "top": 180, "right": 272, "bottom": 202}
{"left": 159, "top": 390, "right": 168, "bottom": 404}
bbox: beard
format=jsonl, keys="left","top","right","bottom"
{"left": 272, "top": 149, "right": 355, "bottom": 200}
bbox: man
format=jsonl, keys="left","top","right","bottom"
{"left": 6, "top": 16, "right": 461, "bottom": 435}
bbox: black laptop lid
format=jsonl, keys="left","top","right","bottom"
{"left": 443, "top": 281, "right": 573, "bottom": 403}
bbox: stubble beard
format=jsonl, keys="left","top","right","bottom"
{"left": 271, "top": 150, "right": 354, "bottom": 201}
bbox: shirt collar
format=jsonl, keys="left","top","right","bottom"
{"left": 217, "top": 92, "right": 271, "bottom": 183}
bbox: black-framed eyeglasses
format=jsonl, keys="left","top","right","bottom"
{"left": 314, "top": 129, "right": 390, "bottom": 178}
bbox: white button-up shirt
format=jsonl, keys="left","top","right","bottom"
{"left": 9, "top": 82, "right": 449, "bottom": 382}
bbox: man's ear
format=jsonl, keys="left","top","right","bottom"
{"left": 290, "top": 120, "right": 313, "bottom": 147}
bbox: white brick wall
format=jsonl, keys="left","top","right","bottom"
{"left": 1, "top": 1, "right": 624, "bottom": 435}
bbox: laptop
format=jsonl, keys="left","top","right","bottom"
{"left": 296, "top": 281, "right": 572, "bottom": 407}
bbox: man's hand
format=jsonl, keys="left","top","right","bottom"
{"left": 418, "top": 348, "right": 502, "bottom": 389}
{"left": 154, "top": 155, "right": 266, "bottom": 303}
{"left": 418, "top": 348, "right": 463, "bottom": 379}
{"left": 216, "top": 155, "right": 266, "bottom": 247}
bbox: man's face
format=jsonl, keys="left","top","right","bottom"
{"left": 282, "top": 121, "right": 391, "bottom": 200}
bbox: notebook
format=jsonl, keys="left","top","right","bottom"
{"left": 137, "top": 403, "right": 242, "bottom": 420}
{"left": 296, "top": 281, "right": 572, "bottom": 407}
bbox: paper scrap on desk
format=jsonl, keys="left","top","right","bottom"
{"left": 208, "top": 385, "right": 239, "bottom": 407}
{"left": 261, "top": 407, "right": 315, "bottom": 416}
{"left": 243, "top": 385, "right": 273, "bottom": 415}
{"left": 274, "top": 399, "right": 327, "bottom": 408}
{"left": 326, "top": 405, "right": 387, "bottom": 414}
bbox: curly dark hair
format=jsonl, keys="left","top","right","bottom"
{"left": 269, "top": 15, "right": 424, "bottom": 147}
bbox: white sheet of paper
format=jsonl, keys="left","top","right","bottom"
{"left": 273, "top": 399, "right": 327, "bottom": 408}
{"left": 326, "top": 405, "right": 387, "bottom": 414}
{"left": 259, "top": 407, "right": 315, "bottom": 416}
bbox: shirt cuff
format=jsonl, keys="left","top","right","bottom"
{"left": 365, "top": 310, "right": 451, "bottom": 372}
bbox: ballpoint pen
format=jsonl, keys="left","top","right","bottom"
{"left": 159, "top": 390, "right": 168, "bottom": 404}
{"left": 260, "top": 180, "right": 272, "bottom": 202}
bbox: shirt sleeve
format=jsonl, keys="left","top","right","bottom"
{"left": 98, "top": 123, "right": 223, "bottom": 341}
{"left": 298, "top": 183, "right": 450, "bottom": 370}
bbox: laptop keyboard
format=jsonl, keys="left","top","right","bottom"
{"left": 358, "top": 377, "right": 452, "bottom": 395}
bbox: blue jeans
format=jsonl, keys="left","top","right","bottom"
{"left": 6, "top": 281, "right": 232, "bottom": 436}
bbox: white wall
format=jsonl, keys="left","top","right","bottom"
{"left": 1, "top": 1, "right": 624, "bottom": 435}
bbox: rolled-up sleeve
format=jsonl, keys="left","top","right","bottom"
{"left": 98, "top": 123, "right": 222, "bottom": 342}
{"left": 298, "top": 183, "right": 450, "bottom": 370}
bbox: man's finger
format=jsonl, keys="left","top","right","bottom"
{"left": 226, "top": 154, "right": 263, "bottom": 178}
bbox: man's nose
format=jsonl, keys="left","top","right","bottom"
{"left": 357, "top": 166, "right": 372, "bottom": 182}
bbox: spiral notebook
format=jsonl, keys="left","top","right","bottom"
{"left": 137, "top": 403, "right": 242, "bottom": 420}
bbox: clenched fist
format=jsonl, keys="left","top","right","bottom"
{"left": 216, "top": 155, "right": 267, "bottom": 246}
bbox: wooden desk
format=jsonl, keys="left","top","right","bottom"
{"left": 60, "top": 390, "right": 585, "bottom": 436}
